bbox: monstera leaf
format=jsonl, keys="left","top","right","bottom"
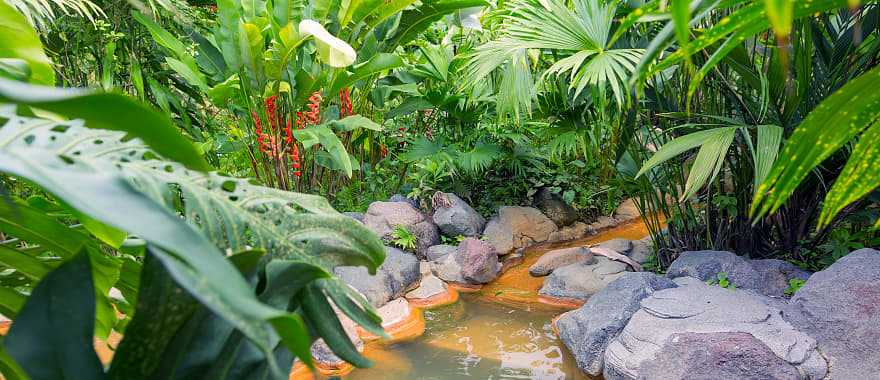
{"left": 0, "top": 100, "right": 385, "bottom": 375}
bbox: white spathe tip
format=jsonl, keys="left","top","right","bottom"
{"left": 299, "top": 19, "right": 357, "bottom": 68}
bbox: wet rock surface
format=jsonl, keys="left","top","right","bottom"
{"left": 556, "top": 272, "right": 677, "bottom": 376}
{"left": 431, "top": 192, "right": 486, "bottom": 237}
{"left": 334, "top": 246, "right": 420, "bottom": 307}
{"left": 539, "top": 256, "right": 630, "bottom": 301}
{"left": 528, "top": 247, "right": 594, "bottom": 277}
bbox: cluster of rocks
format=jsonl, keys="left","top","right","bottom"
{"left": 554, "top": 248, "right": 880, "bottom": 379}
{"left": 324, "top": 191, "right": 646, "bottom": 369}
{"left": 531, "top": 237, "right": 653, "bottom": 303}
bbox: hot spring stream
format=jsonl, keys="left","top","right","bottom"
{"left": 340, "top": 218, "right": 654, "bottom": 380}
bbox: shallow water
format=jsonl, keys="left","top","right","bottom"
{"left": 342, "top": 218, "right": 657, "bottom": 380}
{"left": 347, "top": 294, "right": 591, "bottom": 380}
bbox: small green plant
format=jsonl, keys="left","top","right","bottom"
{"left": 785, "top": 278, "right": 806, "bottom": 297}
{"left": 440, "top": 234, "right": 466, "bottom": 245}
{"left": 392, "top": 225, "right": 417, "bottom": 251}
{"left": 706, "top": 272, "right": 736, "bottom": 290}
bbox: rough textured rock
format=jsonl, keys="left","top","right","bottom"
{"left": 482, "top": 206, "right": 558, "bottom": 255}
{"left": 529, "top": 247, "right": 594, "bottom": 277}
{"left": 603, "top": 280, "right": 827, "bottom": 380}
{"left": 750, "top": 259, "right": 811, "bottom": 297}
{"left": 591, "top": 247, "right": 643, "bottom": 272}
{"left": 539, "top": 257, "right": 630, "bottom": 301}
{"left": 406, "top": 274, "right": 447, "bottom": 300}
{"left": 457, "top": 238, "right": 500, "bottom": 284}
{"left": 613, "top": 198, "right": 641, "bottom": 221}
{"left": 342, "top": 211, "right": 364, "bottom": 223}
{"left": 533, "top": 188, "right": 579, "bottom": 227}
{"left": 426, "top": 244, "right": 457, "bottom": 262}
{"left": 782, "top": 248, "right": 880, "bottom": 379}
{"left": 363, "top": 201, "right": 439, "bottom": 258}
{"left": 431, "top": 192, "right": 485, "bottom": 237}
{"left": 587, "top": 215, "right": 617, "bottom": 231}
{"left": 375, "top": 298, "right": 412, "bottom": 327}
{"left": 556, "top": 273, "right": 677, "bottom": 376}
{"left": 595, "top": 238, "right": 632, "bottom": 254}
{"left": 637, "top": 332, "right": 802, "bottom": 380}
{"left": 431, "top": 252, "right": 466, "bottom": 284}
{"left": 627, "top": 237, "right": 653, "bottom": 264}
{"left": 389, "top": 193, "right": 419, "bottom": 208}
{"left": 548, "top": 221, "right": 590, "bottom": 242}
{"left": 666, "top": 250, "right": 809, "bottom": 297}
{"left": 334, "top": 246, "right": 420, "bottom": 307}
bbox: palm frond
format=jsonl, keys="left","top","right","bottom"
{"left": 5, "top": 0, "right": 105, "bottom": 28}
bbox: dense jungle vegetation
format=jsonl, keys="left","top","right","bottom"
{"left": 0, "top": 0, "right": 878, "bottom": 378}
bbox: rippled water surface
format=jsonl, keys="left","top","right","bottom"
{"left": 347, "top": 294, "right": 588, "bottom": 380}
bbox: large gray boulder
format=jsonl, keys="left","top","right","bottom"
{"left": 666, "top": 250, "right": 810, "bottom": 297}
{"left": 431, "top": 192, "right": 485, "bottom": 237}
{"left": 481, "top": 206, "right": 558, "bottom": 255}
{"left": 637, "top": 332, "right": 802, "bottom": 380}
{"left": 556, "top": 272, "right": 676, "bottom": 376}
{"left": 528, "top": 247, "right": 594, "bottom": 277}
{"left": 533, "top": 187, "right": 579, "bottom": 227}
{"left": 539, "top": 257, "right": 630, "bottom": 301}
{"left": 334, "top": 246, "right": 420, "bottom": 307}
{"left": 363, "top": 201, "right": 439, "bottom": 258}
{"left": 782, "top": 248, "right": 880, "bottom": 379}
{"left": 603, "top": 280, "right": 827, "bottom": 380}
{"left": 457, "top": 238, "right": 500, "bottom": 284}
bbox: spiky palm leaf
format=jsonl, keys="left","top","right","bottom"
{"left": 5, "top": 0, "right": 104, "bottom": 28}
{"left": 462, "top": 0, "right": 644, "bottom": 118}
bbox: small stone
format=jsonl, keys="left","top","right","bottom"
{"left": 431, "top": 253, "right": 466, "bottom": 284}
{"left": 458, "top": 238, "right": 500, "bottom": 284}
{"left": 533, "top": 187, "right": 579, "bottom": 227}
{"left": 529, "top": 247, "right": 594, "bottom": 277}
{"left": 595, "top": 238, "right": 632, "bottom": 254}
{"left": 539, "top": 257, "right": 629, "bottom": 301}
{"left": 431, "top": 192, "right": 486, "bottom": 237}
{"left": 375, "top": 298, "right": 412, "bottom": 328}
{"left": 426, "top": 244, "right": 457, "bottom": 262}
{"left": 406, "top": 275, "right": 447, "bottom": 300}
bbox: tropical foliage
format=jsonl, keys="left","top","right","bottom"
{"left": 0, "top": 0, "right": 879, "bottom": 376}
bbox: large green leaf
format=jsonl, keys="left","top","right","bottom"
{"left": 329, "top": 53, "right": 404, "bottom": 94}
{"left": 752, "top": 64, "right": 880, "bottom": 223}
{"left": 385, "top": 0, "right": 488, "bottom": 50}
{"left": 818, "top": 119, "right": 880, "bottom": 226}
{"left": 0, "top": 101, "right": 385, "bottom": 368}
{"left": 0, "top": 78, "right": 208, "bottom": 171}
{"left": 0, "top": 2, "right": 54, "bottom": 85}
{"left": 4, "top": 250, "right": 105, "bottom": 380}
{"left": 294, "top": 125, "right": 354, "bottom": 177}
